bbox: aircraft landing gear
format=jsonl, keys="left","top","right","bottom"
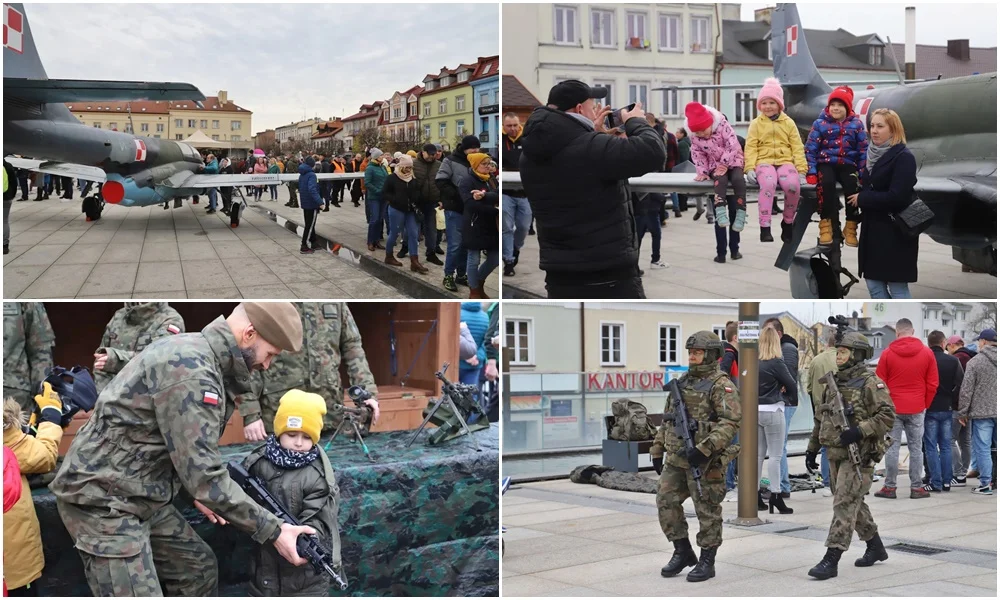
{"left": 82, "top": 195, "right": 104, "bottom": 222}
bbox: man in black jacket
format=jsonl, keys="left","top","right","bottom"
{"left": 409, "top": 144, "right": 444, "bottom": 266}
{"left": 519, "top": 80, "right": 667, "bottom": 299}
{"left": 435, "top": 135, "right": 481, "bottom": 292}
{"left": 764, "top": 317, "right": 800, "bottom": 498}
{"left": 502, "top": 113, "right": 532, "bottom": 277}
{"left": 925, "top": 330, "right": 964, "bottom": 491}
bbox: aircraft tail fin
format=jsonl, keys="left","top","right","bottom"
{"left": 3, "top": 3, "right": 47, "bottom": 79}
{"left": 771, "top": 4, "right": 831, "bottom": 99}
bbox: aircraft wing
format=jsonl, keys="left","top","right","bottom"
{"left": 3, "top": 78, "right": 206, "bottom": 105}
{"left": 4, "top": 156, "right": 106, "bottom": 182}
{"left": 175, "top": 172, "right": 363, "bottom": 189}
{"left": 914, "top": 176, "right": 997, "bottom": 205}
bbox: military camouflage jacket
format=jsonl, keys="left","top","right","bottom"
{"left": 2, "top": 302, "right": 55, "bottom": 406}
{"left": 650, "top": 368, "right": 741, "bottom": 468}
{"left": 242, "top": 302, "right": 377, "bottom": 424}
{"left": 807, "top": 363, "right": 896, "bottom": 463}
{"left": 245, "top": 445, "right": 341, "bottom": 596}
{"left": 50, "top": 317, "right": 283, "bottom": 545}
{"left": 94, "top": 303, "right": 186, "bottom": 394}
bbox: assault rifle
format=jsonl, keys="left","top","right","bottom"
{"left": 406, "top": 362, "right": 481, "bottom": 451}
{"left": 326, "top": 385, "right": 375, "bottom": 461}
{"left": 663, "top": 378, "right": 703, "bottom": 497}
{"left": 821, "top": 371, "right": 864, "bottom": 480}
{"left": 227, "top": 461, "right": 349, "bottom": 590}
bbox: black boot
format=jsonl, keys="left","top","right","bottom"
{"left": 660, "top": 538, "right": 698, "bottom": 578}
{"left": 760, "top": 227, "right": 774, "bottom": 242}
{"left": 769, "top": 492, "right": 793, "bottom": 514}
{"left": 686, "top": 547, "right": 717, "bottom": 582}
{"left": 503, "top": 261, "right": 516, "bottom": 277}
{"left": 398, "top": 243, "right": 408, "bottom": 259}
{"left": 758, "top": 490, "right": 767, "bottom": 511}
{"left": 808, "top": 548, "right": 843, "bottom": 580}
{"left": 780, "top": 221, "right": 793, "bottom": 243}
{"left": 424, "top": 253, "right": 443, "bottom": 266}
{"left": 854, "top": 533, "right": 888, "bottom": 567}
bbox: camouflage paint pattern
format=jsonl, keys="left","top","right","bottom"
{"left": 242, "top": 303, "right": 377, "bottom": 434}
{"left": 94, "top": 302, "right": 185, "bottom": 394}
{"left": 657, "top": 462, "right": 727, "bottom": 548}
{"left": 825, "top": 459, "right": 878, "bottom": 551}
{"left": 31, "top": 425, "right": 499, "bottom": 597}
{"left": 3, "top": 302, "right": 55, "bottom": 412}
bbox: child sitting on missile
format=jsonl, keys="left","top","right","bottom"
{"left": 685, "top": 102, "right": 747, "bottom": 263}
{"left": 743, "top": 77, "right": 808, "bottom": 243}
{"left": 804, "top": 85, "right": 869, "bottom": 246}
{"left": 241, "top": 390, "right": 341, "bottom": 596}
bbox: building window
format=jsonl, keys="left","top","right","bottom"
{"left": 423, "top": 102, "right": 431, "bottom": 117}
{"left": 438, "top": 99, "right": 447, "bottom": 114}
{"left": 626, "top": 11, "right": 647, "bottom": 43}
{"left": 231, "top": 135, "right": 241, "bottom": 141}
{"left": 424, "top": 124, "right": 431, "bottom": 139}
{"left": 456, "top": 95, "right": 466, "bottom": 111}
{"left": 628, "top": 82, "right": 649, "bottom": 108}
{"left": 600, "top": 323, "right": 625, "bottom": 365}
{"left": 439, "top": 122, "right": 447, "bottom": 138}
{"left": 393, "top": 107, "right": 402, "bottom": 119}
{"left": 692, "top": 84, "right": 711, "bottom": 107}
{"left": 156, "top": 123, "right": 164, "bottom": 133}
{"left": 211, "top": 134, "right": 219, "bottom": 141}
{"left": 691, "top": 16, "right": 711, "bottom": 53}
{"left": 441, "top": 76, "right": 453, "bottom": 87}
{"left": 591, "top": 8, "right": 614, "bottom": 48}
{"left": 212, "top": 120, "right": 219, "bottom": 129}
{"left": 506, "top": 319, "right": 533, "bottom": 365}
{"left": 231, "top": 121, "right": 241, "bottom": 130}
{"left": 735, "top": 91, "right": 758, "bottom": 124}
{"left": 943, "top": 318, "right": 950, "bottom": 327}
{"left": 593, "top": 80, "right": 614, "bottom": 108}
{"left": 93, "top": 122, "right": 101, "bottom": 128}
{"left": 661, "top": 82, "right": 680, "bottom": 116}
{"left": 554, "top": 5, "right": 578, "bottom": 44}
{"left": 199, "top": 119, "right": 207, "bottom": 129}
{"left": 872, "top": 336, "right": 883, "bottom": 349}
{"left": 659, "top": 324, "right": 681, "bottom": 365}
{"left": 658, "top": 13, "right": 681, "bottom": 50}
{"left": 425, "top": 81, "right": 435, "bottom": 91}
{"left": 153, "top": 135, "right": 160, "bottom": 139}
{"left": 457, "top": 71, "right": 469, "bottom": 82}
{"left": 109, "top": 122, "right": 118, "bottom": 131}
{"left": 456, "top": 120, "right": 466, "bottom": 136}
{"left": 869, "top": 46, "right": 883, "bottom": 66}
{"left": 480, "top": 91, "right": 491, "bottom": 106}
{"left": 188, "top": 119, "right": 196, "bottom": 128}
{"left": 480, "top": 117, "right": 489, "bottom": 137}
{"left": 410, "top": 104, "right": 417, "bottom": 117}
{"left": 712, "top": 326, "right": 727, "bottom": 341}
{"left": 175, "top": 134, "right": 183, "bottom": 140}
{"left": 175, "top": 119, "right": 183, "bottom": 128}
{"left": 140, "top": 123, "right": 149, "bottom": 132}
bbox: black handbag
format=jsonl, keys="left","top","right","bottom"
{"left": 891, "top": 197, "right": 935, "bottom": 237}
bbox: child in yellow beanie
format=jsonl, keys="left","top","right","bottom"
{"left": 241, "top": 390, "right": 342, "bottom": 596}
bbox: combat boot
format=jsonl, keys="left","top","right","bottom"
{"left": 660, "top": 537, "right": 698, "bottom": 578}
{"left": 844, "top": 220, "right": 859, "bottom": 247}
{"left": 818, "top": 219, "right": 835, "bottom": 245}
{"left": 854, "top": 533, "right": 888, "bottom": 567}
{"left": 686, "top": 547, "right": 717, "bottom": 582}
{"left": 808, "top": 547, "right": 843, "bottom": 580}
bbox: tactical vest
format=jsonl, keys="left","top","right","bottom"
{"left": 820, "top": 371, "right": 891, "bottom": 465}
{"left": 662, "top": 372, "right": 739, "bottom": 465}
{"left": 609, "top": 399, "right": 657, "bottom": 441}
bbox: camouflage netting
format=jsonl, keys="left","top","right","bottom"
{"left": 31, "top": 425, "right": 500, "bottom": 597}
{"left": 569, "top": 464, "right": 659, "bottom": 494}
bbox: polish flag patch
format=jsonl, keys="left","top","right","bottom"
{"left": 786, "top": 25, "right": 798, "bottom": 57}
{"left": 203, "top": 391, "right": 219, "bottom": 406}
{"left": 134, "top": 139, "right": 147, "bottom": 162}
{"left": 4, "top": 5, "right": 24, "bottom": 54}
{"left": 725, "top": 387, "right": 734, "bottom": 393}
{"left": 166, "top": 324, "right": 180, "bottom": 334}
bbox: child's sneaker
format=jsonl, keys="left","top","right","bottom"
{"left": 971, "top": 484, "right": 993, "bottom": 495}
{"left": 650, "top": 260, "right": 670, "bottom": 269}
{"left": 714, "top": 204, "right": 730, "bottom": 228}
{"left": 442, "top": 274, "right": 458, "bottom": 292}
{"left": 818, "top": 219, "right": 835, "bottom": 245}
{"left": 731, "top": 208, "right": 747, "bottom": 232}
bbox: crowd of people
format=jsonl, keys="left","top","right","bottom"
{"left": 510, "top": 77, "right": 926, "bottom": 299}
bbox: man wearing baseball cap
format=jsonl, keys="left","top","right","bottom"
{"left": 958, "top": 328, "right": 997, "bottom": 494}
{"left": 518, "top": 79, "right": 667, "bottom": 299}
{"left": 51, "top": 303, "right": 312, "bottom": 596}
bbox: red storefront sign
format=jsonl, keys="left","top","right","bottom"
{"left": 587, "top": 371, "right": 665, "bottom": 391}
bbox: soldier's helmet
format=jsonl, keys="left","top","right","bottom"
{"left": 686, "top": 331, "right": 724, "bottom": 363}
{"left": 836, "top": 332, "right": 874, "bottom": 364}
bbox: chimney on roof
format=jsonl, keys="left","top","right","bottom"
{"left": 218, "top": 90, "right": 228, "bottom": 105}
{"left": 904, "top": 7, "right": 916, "bottom": 80}
{"left": 754, "top": 7, "right": 773, "bottom": 25}
{"left": 947, "top": 39, "right": 971, "bottom": 61}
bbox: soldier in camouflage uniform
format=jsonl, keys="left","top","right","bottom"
{"left": 49, "top": 303, "right": 317, "bottom": 597}
{"left": 651, "top": 331, "right": 741, "bottom": 583}
{"left": 3, "top": 302, "right": 55, "bottom": 413}
{"left": 93, "top": 302, "right": 186, "bottom": 394}
{"left": 241, "top": 302, "right": 379, "bottom": 441}
{"left": 805, "top": 332, "right": 896, "bottom": 580}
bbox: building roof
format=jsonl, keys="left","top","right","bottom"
{"left": 422, "top": 60, "right": 479, "bottom": 94}
{"left": 759, "top": 311, "right": 813, "bottom": 335}
{"left": 311, "top": 120, "right": 344, "bottom": 139}
{"left": 502, "top": 75, "right": 542, "bottom": 109}
{"left": 472, "top": 55, "right": 500, "bottom": 81}
{"left": 722, "top": 20, "right": 895, "bottom": 72}
{"left": 67, "top": 96, "right": 251, "bottom": 114}
{"left": 889, "top": 42, "right": 997, "bottom": 79}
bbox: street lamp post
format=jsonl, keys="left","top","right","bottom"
{"left": 733, "top": 301, "right": 766, "bottom": 526}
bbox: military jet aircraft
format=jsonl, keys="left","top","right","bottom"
{"left": 3, "top": 3, "right": 360, "bottom": 221}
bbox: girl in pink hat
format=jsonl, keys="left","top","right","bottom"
{"left": 743, "top": 77, "right": 807, "bottom": 243}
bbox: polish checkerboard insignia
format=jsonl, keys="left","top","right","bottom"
{"left": 4, "top": 4, "right": 24, "bottom": 54}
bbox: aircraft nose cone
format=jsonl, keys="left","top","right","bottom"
{"left": 103, "top": 181, "right": 125, "bottom": 204}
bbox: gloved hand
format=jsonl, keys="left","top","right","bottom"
{"left": 686, "top": 447, "right": 709, "bottom": 467}
{"left": 839, "top": 426, "right": 863, "bottom": 446}
{"left": 652, "top": 456, "right": 663, "bottom": 475}
{"left": 805, "top": 451, "right": 819, "bottom": 472}
{"left": 806, "top": 174, "right": 818, "bottom": 185}
{"left": 799, "top": 173, "right": 808, "bottom": 186}
{"left": 745, "top": 169, "right": 757, "bottom": 185}
{"left": 34, "top": 382, "right": 62, "bottom": 425}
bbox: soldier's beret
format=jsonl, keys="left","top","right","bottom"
{"left": 244, "top": 302, "right": 302, "bottom": 353}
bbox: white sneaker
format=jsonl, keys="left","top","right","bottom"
{"left": 724, "top": 490, "right": 738, "bottom": 502}
{"left": 650, "top": 260, "right": 670, "bottom": 269}
{"left": 822, "top": 488, "right": 834, "bottom": 497}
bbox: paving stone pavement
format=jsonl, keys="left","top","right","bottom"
{"left": 4, "top": 194, "right": 420, "bottom": 299}
{"left": 501, "top": 456, "right": 997, "bottom": 597}
{"left": 502, "top": 196, "right": 996, "bottom": 299}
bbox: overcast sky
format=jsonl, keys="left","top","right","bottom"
{"left": 760, "top": 302, "right": 866, "bottom": 326}
{"left": 22, "top": 3, "right": 499, "bottom": 133}
{"left": 741, "top": 3, "right": 997, "bottom": 46}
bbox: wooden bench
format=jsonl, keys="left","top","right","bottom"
{"left": 601, "top": 413, "right": 664, "bottom": 473}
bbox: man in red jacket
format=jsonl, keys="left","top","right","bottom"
{"left": 874, "top": 319, "right": 939, "bottom": 499}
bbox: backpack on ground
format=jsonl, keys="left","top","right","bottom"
{"left": 609, "top": 398, "right": 657, "bottom": 441}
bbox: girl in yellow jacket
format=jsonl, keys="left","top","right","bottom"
{"left": 3, "top": 386, "right": 63, "bottom": 595}
{"left": 743, "top": 78, "right": 808, "bottom": 243}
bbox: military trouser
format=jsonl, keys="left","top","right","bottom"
{"left": 3, "top": 387, "right": 34, "bottom": 415}
{"left": 656, "top": 462, "right": 726, "bottom": 549}
{"left": 57, "top": 501, "right": 218, "bottom": 597}
{"left": 825, "top": 458, "right": 878, "bottom": 551}
{"left": 260, "top": 387, "right": 346, "bottom": 435}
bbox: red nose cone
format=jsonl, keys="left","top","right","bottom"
{"left": 103, "top": 181, "right": 125, "bottom": 204}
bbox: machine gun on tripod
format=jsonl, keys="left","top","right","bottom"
{"left": 326, "top": 385, "right": 375, "bottom": 462}
{"left": 406, "top": 362, "right": 482, "bottom": 451}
